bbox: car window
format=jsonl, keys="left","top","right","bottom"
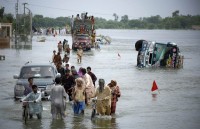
{"left": 76, "top": 35, "right": 89, "bottom": 39}
{"left": 77, "top": 37, "right": 89, "bottom": 40}
{"left": 19, "top": 66, "right": 55, "bottom": 79}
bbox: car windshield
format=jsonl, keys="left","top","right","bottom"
{"left": 77, "top": 35, "right": 89, "bottom": 40}
{"left": 19, "top": 66, "right": 55, "bottom": 79}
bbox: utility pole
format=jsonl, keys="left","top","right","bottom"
{"left": 25, "top": 7, "right": 32, "bottom": 42}
{"left": 15, "top": 0, "right": 19, "bottom": 44}
{"left": 22, "top": 3, "right": 28, "bottom": 38}
{"left": 22, "top": 3, "right": 28, "bottom": 15}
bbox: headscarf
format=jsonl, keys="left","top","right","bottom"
{"left": 110, "top": 80, "right": 117, "bottom": 87}
{"left": 98, "top": 79, "right": 105, "bottom": 93}
{"left": 75, "top": 78, "right": 84, "bottom": 87}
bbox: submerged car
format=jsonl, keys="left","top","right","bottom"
{"left": 135, "top": 40, "right": 184, "bottom": 68}
{"left": 13, "top": 63, "right": 60, "bottom": 99}
{"left": 72, "top": 34, "right": 92, "bottom": 51}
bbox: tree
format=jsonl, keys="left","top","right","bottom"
{"left": 0, "top": 7, "right": 5, "bottom": 19}
{"left": 113, "top": 13, "right": 118, "bottom": 21}
{"left": 23, "top": 13, "right": 200, "bottom": 30}
{"left": 143, "top": 15, "right": 162, "bottom": 24}
{"left": 172, "top": 10, "right": 179, "bottom": 17}
{"left": 34, "top": 15, "right": 43, "bottom": 19}
{"left": 4, "top": 13, "right": 13, "bottom": 23}
{"left": 121, "top": 15, "right": 129, "bottom": 23}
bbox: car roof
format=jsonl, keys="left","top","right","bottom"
{"left": 22, "top": 63, "right": 55, "bottom": 68}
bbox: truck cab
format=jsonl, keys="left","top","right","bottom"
{"left": 71, "top": 17, "right": 94, "bottom": 51}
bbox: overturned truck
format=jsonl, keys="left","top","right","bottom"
{"left": 135, "top": 40, "right": 184, "bottom": 68}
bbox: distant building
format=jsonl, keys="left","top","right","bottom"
{"left": 0, "top": 23, "right": 12, "bottom": 48}
{"left": 192, "top": 25, "right": 200, "bottom": 30}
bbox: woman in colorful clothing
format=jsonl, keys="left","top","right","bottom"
{"left": 108, "top": 80, "right": 121, "bottom": 115}
{"left": 72, "top": 78, "right": 86, "bottom": 114}
{"left": 94, "top": 79, "right": 111, "bottom": 116}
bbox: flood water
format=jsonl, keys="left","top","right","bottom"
{"left": 0, "top": 29, "right": 200, "bottom": 129}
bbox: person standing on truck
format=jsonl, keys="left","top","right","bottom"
{"left": 77, "top": 46, "right": 83, "bottom": 63}
{"left": 76, "top": 14, "right": 80, "bottom": 20}
{"left": 91, "top": 16, "right": 95, "bottom": 32}
{"left": 84, "top": 12, "right": 88, "bottom": 20}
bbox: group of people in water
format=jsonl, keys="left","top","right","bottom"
{"left": 53, "top": 39, "right": 83, "bottom": 66}
{"left": 20, "top": 39, "right": 121, "bottom": 120}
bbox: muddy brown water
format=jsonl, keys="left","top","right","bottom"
{"left": 0, "top": 29, "right": 200, "bottom": 129}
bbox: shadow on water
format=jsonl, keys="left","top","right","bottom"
{"left": 0, "top": 42, "right": 32, "bottom": 50}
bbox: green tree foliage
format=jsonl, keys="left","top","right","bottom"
{"left": 32, "top": 15, "right": 70, "bottom": 29}
{"left": 0, "top": 7, "right": 14, "bottom": 23}
{"left": 113, "top": 13, "right": 118, "bottom": 21}
{"left": 172, "top": 10, "right": 179, "bottom": 17}
{"left": 15, "top": 11, "right": 200, "bottom": 30}
{"left": 121, "top": 15, "right": 129, "bottom": 23}
{"left": 0, "top": 7, "right": 4, "bottom": 19}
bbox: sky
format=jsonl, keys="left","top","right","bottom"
{"left": 1, "top": 0, "right": 200, "bottom": 20}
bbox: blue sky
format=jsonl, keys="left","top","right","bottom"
{"left": 1, "top": 0, "right": 200, "bottom": 20}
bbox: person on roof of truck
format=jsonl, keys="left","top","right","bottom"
{"left": 76, "top": 14, "right": 80, "bottom": 20}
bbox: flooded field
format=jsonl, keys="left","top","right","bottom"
{"left": 0, "top": 29, "right": 200, "bottom": 129}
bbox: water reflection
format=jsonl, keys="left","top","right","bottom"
{"left": 71, "top": 115, "right": 87, "bottom": 129}
{"left": 50, "top": 119, "right": 65, "bottom": 129}
{"left": 91, "top": 117, "right": 118, "bottom": 129}
{"left": 1, "top": 30, "right": 200, "bottom": 129}
{"left": 152, "top": 93, "right": 158, "bottom": 101}
{"left": 11, "top": 44, "right": 32, "bottom": 50}
{"left": 23, "top": 119, "right": 42, "bottom": 129}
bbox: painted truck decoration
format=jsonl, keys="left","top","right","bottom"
{"left": 135, "top": 40, "right": 184, "bottom": 68}
{"left": 71, "top": 15, "right": 94, "bottom": 51}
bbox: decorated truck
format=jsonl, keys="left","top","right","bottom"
{"left": 135, "top": 40, "right": 184, "bottom": 68}
{"left": 71, "top": 15, "right": 95, "bottom": 51}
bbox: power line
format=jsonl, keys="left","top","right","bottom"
{"left": 2, "top": 0, "right": 141, "bottom": 19}
{"left": 28, "top": 4, "right": 141, "bottom": 19}
{"left": 28, "top": 3, "right": 113, "bottom": 16}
